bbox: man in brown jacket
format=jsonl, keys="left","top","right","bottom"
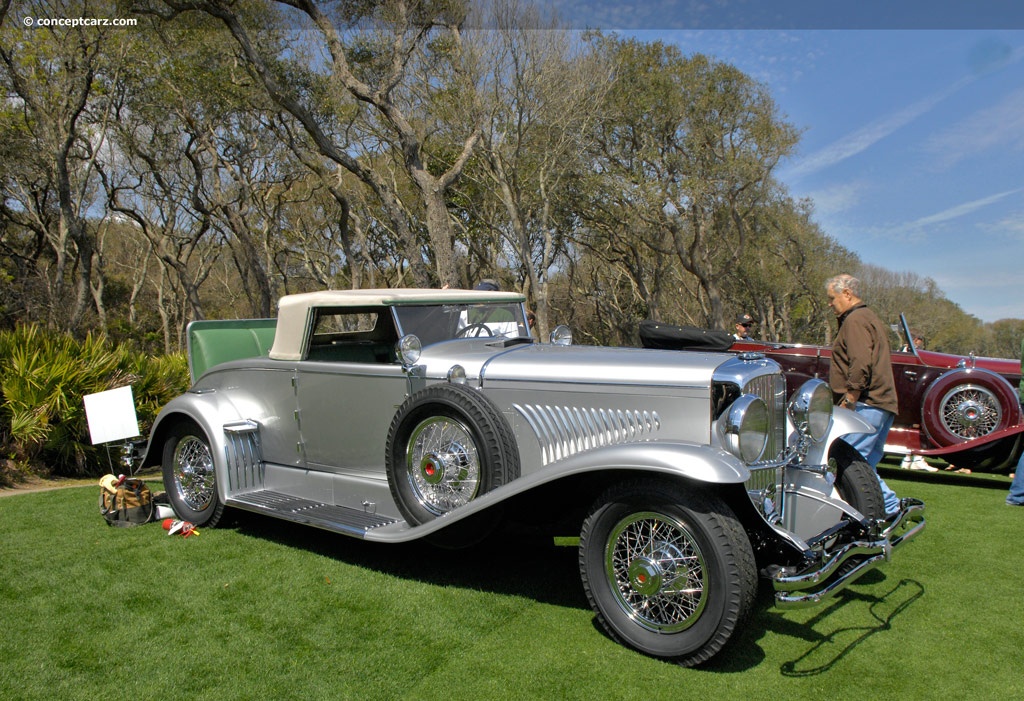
{"left": 826, "top": 273, "right": 900, "bottom": 516}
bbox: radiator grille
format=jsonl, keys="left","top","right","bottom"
{"left": 743, "top": 373, "right": 787, "bottom": 521}
{"left": 744, "top": 373, "right": 787, "bottom": 462}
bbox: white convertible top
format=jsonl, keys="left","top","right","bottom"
{"left": 270, "top": 288, "right": 526, "bottom": 360}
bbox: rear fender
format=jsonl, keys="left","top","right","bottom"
{"left": 140, "top": 392, "right": 251, "bottom": 502}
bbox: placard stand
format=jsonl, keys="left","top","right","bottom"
{"left": 83, "top": 386, "right": 143, "bottom": 475}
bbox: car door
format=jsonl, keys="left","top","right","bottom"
{"left": 293, "top": 307, "right": 408, "bottom": 478}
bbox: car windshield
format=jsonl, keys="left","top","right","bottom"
{"left": 393, "top": 302, "right": 530, "bottom": 346}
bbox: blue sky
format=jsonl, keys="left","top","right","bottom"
{"left": 548, "top": 3, "right": 1024, "bottom": 322}
{"left": 639, "top": 29, "right": 1024, "bottom": 323}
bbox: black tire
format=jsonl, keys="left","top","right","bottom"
{"left": 578, "top": 478, "right": 756, "bottom": 667}
{"left": 830, "top": 439, "right": 886, "bottom": 520}
{"left": 161, "top": 421, "right": 225, "bottom": 528}
{"left": 385, "top": 383, "right": 520, "bottom": 526}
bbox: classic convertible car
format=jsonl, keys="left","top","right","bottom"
{"left": 640, "top": 315, "right": 1024, "bottom": 472}
{"left": 140, "top": 289, "right": 923, "bottom": 667}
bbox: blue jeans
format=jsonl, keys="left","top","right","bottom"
{"left": 844, "top": 403, "right": 901, "bottom": 516}
{"left": 1008, "top": 451, "right": 1024, "bottom": 505}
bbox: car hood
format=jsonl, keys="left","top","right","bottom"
{"left": 419, "top": 341, "right": 733, "bottom": 389}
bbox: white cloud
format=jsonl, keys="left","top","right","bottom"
{"left": 804, "top": 181, "right": 865, "bottom": 217}
{"left": 909, "top": 187, "right": 1024, "bottom": 229}
{"left": 790, "top": 42, "right": 1024, "bottom": 180}
{"left": 989, "top": 212, "right": 1024, "bottom": 238}
{"left": 787, "top": 77, "right": 971, "bottom": 179}
{"left": 925, "top": 88, "right": 1024, "bottom": 169}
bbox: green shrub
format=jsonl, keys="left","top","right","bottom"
{"left": 0, "top": 325, "right": 188, "bottom": 477}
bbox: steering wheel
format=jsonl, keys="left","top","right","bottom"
{"left": 456, "top": 323, "right": 494, "bottom": 338}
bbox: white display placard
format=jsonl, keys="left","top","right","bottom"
{"left": 83, "top": 385, "right": 140, "bottom": 445}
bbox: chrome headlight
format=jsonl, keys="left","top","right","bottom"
{"left": 396, "top": 334, "right": 422, "bottom": 366}
{"left": 446, "top": 364, "right": 467, "bottom": 385}
{"left": 788, "top": 379, "right": 833, "bottom": 443}
{"left": 549, "top": 325, "right": 572, "bottom": 346}
{"left": 717, "top": 394, "right": 769, "bottom": 463}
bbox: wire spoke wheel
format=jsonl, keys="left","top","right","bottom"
{"left": 406, "top": 416, "right": 481, "bottom": 515}
{"left": 940, "top": 385, "right": 1001, "bottom": 439}
{"left": 162, "top": 422, "right": 224, "bottom": 527}
{"left": 606, "top": 512, "right": 708, "bottom": 633}
{"left": 922, "top": 370, "right": 1020, "bottom": 454}
{"left": 172, "top": 435, "right": 216, "bottom": 511}
{"left": 386, "top": 383, "right": 520, "bottom": 529}
{"left": 579, "top": 479, "right": 755, "bottom": 666}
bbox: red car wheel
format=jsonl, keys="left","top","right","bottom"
{"left": 920, "top": 368, "right": 1021, "bottom": 447}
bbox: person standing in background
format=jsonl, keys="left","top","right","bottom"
{"left": 826, "top": 273, "right": 901, "bottom": 517}
{"left": 733, "top": 313, "right": 755, "bottom": 340}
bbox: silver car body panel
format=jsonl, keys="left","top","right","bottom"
{"left": 149, "top": 340, "right": 755, "bottom": 518}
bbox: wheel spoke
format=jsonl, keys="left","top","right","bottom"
{"left": 173, "top": 435, "right": 215, "bottom": 511}
{"left": 941, "top": 385, "right": 1002, "bottom": 439}
{"left": 605, "top": 512, "right": 707, "bottom": 632}
{"left": 407, "top": 416, "right": 481, "bottom": 514}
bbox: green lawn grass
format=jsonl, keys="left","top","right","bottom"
{"left": 1, "top": 473, "right": 1022, "bottom": 700}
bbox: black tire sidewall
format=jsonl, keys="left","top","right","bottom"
{"left": 831, "top": 439, "right": 886, "bottom": 520}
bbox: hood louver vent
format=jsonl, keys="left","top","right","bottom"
{"left": 514, "top": 404, "right": 661, "bottom": 466}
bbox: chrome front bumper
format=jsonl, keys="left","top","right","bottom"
{"left": 772, "top": 497, "right": 926, "bottom": 608}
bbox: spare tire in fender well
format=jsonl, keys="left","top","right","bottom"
{"left": 385, "top": 383, "right": 520, "bottom": 526}
{"left": 920, "top": 368, "right": 1021, "bottom": 447}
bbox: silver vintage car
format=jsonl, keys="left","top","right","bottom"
{"left": 141, "top": 288, "right": 924, "bottom": 667}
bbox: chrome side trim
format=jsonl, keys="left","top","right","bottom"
{"left": 514, "top": 404, "right": 661, "bottom": 466}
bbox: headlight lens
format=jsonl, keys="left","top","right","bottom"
{"left": 788, "top": 379, "right": 833, "bottom": 443}
{"left": 396, "top": 334, "right": 422, "bottom": 366}
{"left": 549, "top": 325, "right": 572, "bottom": 346}
{"left": 717, "top": 394, "right": 769, "bottom": 463}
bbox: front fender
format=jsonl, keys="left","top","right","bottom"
{"left": 801, "top": 406, "right": 874, "bottom": 466}
{"left": 828, "top": 405, "right": 875, "bottom": 441}
{"left": 140, "top": 390, "right": 249, "bottom": 476}
{"left": 545, "top": 440, "right": 750, "bottom": 484}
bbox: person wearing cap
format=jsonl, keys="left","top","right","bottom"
{"left": 733, "top": 313, "right": 755, "bottom": 340}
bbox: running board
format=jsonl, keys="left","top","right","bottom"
{"left": 227, "top": 490, "right": 402, "bottom": 538}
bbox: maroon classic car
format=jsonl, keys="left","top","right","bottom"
{"left": 640, "top": 315, "right": 1023, "bottom": 472}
